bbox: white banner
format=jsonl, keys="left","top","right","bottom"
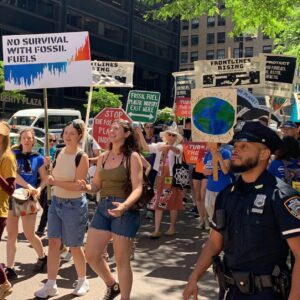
{"left": 2, "top": 32, "right": 92, "bottom": 90}
{"left": 194, "top": 57, "right": 265, "bottom": 88}
{"left": 92, "top": 61, "right": 134, "bottom": 87}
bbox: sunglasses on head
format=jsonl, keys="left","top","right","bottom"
{"left": 168, "top": 133, "right": 176, "bottom": 137}
{"left": 71, "top": 121, "right": 83, "bottom": 134}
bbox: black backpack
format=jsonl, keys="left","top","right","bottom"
{"left": 52, "top": 148, "right": 84, "bottom": 169}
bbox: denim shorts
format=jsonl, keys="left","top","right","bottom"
{"left": 48, "top": 195, "right": 88, "bottom": 247}
{"left": 90, "top": 196, "right": 140, "bottom": 238}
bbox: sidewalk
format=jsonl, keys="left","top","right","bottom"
{"left": 0, "top": 202, "right": 218, "bottom": 300}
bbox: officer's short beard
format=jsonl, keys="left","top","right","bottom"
{"left": 230, "top": 156, "right": 259, "bottom": 173}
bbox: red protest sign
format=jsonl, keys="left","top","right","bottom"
{"left": 176, "top": 98, "right": 191, "bottom": 118}
{"left": 183, "top": 142, "right": 206, "bottom": 165}
{"left": 92, "top": 108, "right": 132, "bottom": 149}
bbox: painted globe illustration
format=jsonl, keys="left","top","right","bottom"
{"left": 192, "top": 97, "right": 235, "bottom": 135}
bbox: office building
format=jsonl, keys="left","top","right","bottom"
{"left": 0, "top": 0, "right": 179, "bottom": 117}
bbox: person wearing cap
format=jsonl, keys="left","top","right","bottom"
{"left": 280, "top": 121, "right": 300, "bottom": 140}
{"left": 0, "top": 121, "right": 16, "bottom": 299}
{"left": 183, "top": 121, "right": 300, "bottom": 300}
{"left": 137, "top": 122, "right": 184, "bottom": 238}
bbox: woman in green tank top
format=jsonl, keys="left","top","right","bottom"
{"left": 81, "top": 119, "right": 143, "bottom": 300}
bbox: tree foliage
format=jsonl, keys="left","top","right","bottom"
{"left": 85, "top": 87, "right": 122, "bottom": 117}
{"left": 139, "top": 0, "right": 300, "bottom": 62}
{"left": 0, "top": 61, "right": 25, "bottom": 100}
{"left": 157, "top": 106, "right": 175, "bottom": 123}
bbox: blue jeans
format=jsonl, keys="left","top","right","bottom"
{"left": 90, "top": 196, "right": 140, "bottom": 238}
{"left": 48, "top": 195, "right": 88, "bottom": 247}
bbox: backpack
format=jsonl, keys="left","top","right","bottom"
{"left": 52, "top": 148, "right": 84, "bottom": 169}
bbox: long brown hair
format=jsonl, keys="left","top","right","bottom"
{"left": 109, "top": 119, "right": 139, "bottom": 157}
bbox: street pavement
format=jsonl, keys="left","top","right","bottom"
{"left": 0, "top": 201, "right": 218, "bottom": 300}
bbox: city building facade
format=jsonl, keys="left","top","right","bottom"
{"left": 0, "top": 0, "right": 179, "bottom": 117}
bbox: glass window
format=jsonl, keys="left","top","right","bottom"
{"left": 207, "top": 16, "right": 215, "bottom": 27}
{"left": 191, "top": 35, "right": 199, "bottom": 46}
{"left": 218, "top": 15, "right": 226, "bottom": 26}
{"left": 207, "top": 33, "right": 215, "bottom": 44}
{"left": 83, "top": 16, "right": 98, "bottom": 34}
{"left": 190, "top": 51, "right": 198, "bottom": 62}
{"left": 191, "top": 19, "right": 199, "bottom": 29}
{"left": 67, "top": 11, "right": 82, "bottom": 28}
{"left": 245, "top": 47, "right": 253, "bottom": 57}
{"left": 234, "top": 36, "right": 241, "bottom": 43}
{"left": 181, "top": 36, "right": 189, "bottom": 47}
{"left": 263, "top": 45, "right": 272, "bottom": 53}
{"left": 217, "top": 32, "right": 226, "bottom": 43}
{"left": 182, "top": 21, "right": 189, "bottom": 30}
{"left": 217, "top": 49, "right": 225, "bottom": 59}
{"left": 263, "top": 34, "right": 270, "bottom": 40}
{"left": 104, "top": 24, "right": 124, "bottom": 43}
{"left": 206, "top": 50, "right": 214, "bottom": 60}
{"left": 233, "top": 48, "right": 240, "bottom": 58}
{"left": 37, "top": 0, "right": 56, "bottom": 18}
{"left": 245, "top": 36, "right": 253, "bottom": 41}
{"left": 181, "top": 52, "right": 188, "bottom": 63}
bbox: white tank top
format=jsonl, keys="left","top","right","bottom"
{"left": 52, "top": 150, "right": 83, "bottom": 199}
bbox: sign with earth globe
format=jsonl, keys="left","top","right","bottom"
{"left": 191, "top": 88, "right": 236, "bottom": 143}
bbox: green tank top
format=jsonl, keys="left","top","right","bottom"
{"left": 99, "top": 154, "right": 127, "bottom": 198}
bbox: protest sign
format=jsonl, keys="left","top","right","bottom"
{"left": 126, "top": 90, "right": 160, "bottom": 122}
{"left": 92, "top": 61, "right": 134, "bottom": 87}
{"left": 194, "top": 57, "right": 265, "bottom": 89}
{"left": 2, "top": 32, "right": 92, "bottom": 90}
{"left": 92, "top": 108, "right": 132, "bottom": 149}
{"left": 172, "top": 71, "right": 195, "bottom": 117}
{"left": 254, "top": 54, "right": 297, "bottom": 98}
{"left": 191, "top": 88, "right": 236, "bottom": 143}
{"left": 183, "top": 142, "right": 206, "bottom": 164}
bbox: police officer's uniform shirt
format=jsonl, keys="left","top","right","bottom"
{"left": 212, "top": 170, "right": 300, "bottom": 274}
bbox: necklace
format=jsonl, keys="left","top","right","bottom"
{"left": 110, "top": 151, "right": 122, "bottom": 160}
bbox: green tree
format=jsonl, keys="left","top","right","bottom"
{"left": 139, "top": 0, "right": 300, "bottom": 62}
{"left": 85, "top": 87, "right": 122, "bottom": 117}
{"left": 157, "top": 107, "right": 175, "bottom": 123}
{"left": 0, "top": 61, "right": 25, "bottom": 100}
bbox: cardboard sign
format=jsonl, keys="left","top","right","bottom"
{"left": 92, "top": 61, "right": 134, "bottom": 87}
{"left": 191, "top": 88, "right": 237, "bottom": 143}
{"left": 194, "top": 57, "right": 265, "bottom": 88}
{"left": 183, "top": 142, "right": 206, "bottom": 164}
{"left": 2, "top": 32, "right": 92, "bottom": 90}
{"left": 173, "top": 71, "right": 195, "bottom": 117}
{"left": 92, "top": 108, "right": 132, "bottom": 149}
{"left": 254, "top": 54, "right": 297, "bottom": 98}
{"left": 126, "top": 90, "right": 160, "bottom": 122}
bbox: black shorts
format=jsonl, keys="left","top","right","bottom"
{"left": 192, "top": 168, "right": 207, "bottom": 180}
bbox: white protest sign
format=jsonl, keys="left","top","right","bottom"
{"left": 194, "top": 57, "right": 265, "bottom": 88}
{"left": 92, "top": 61, "right": 134, "bottom": 87}
{"left": 2, "top": 32, "right": 92, "bottom": 90}
{"left": 254, "top": 54, "right": 297, "bottom": 98}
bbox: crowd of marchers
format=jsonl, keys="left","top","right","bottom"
{"left": 0, "top": 116, "right": 300, "bottom": 300}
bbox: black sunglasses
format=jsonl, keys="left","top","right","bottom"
{"left": 168, "top": 133, "right": 176, "bottom": 137}
{"left": 49, "top": 139, "right": 56, "bottom": 142}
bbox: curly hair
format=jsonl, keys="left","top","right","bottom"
{"left": 109, "top": 119, "right": 139, "bottom": 157}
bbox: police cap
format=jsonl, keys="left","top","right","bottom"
{"left": 232, "top": 121, "right": 283, "bottom": 153}
{"left": 280, "top": 121, "right": 298, "bottom": 128}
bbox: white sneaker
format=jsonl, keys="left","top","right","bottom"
{"left": 72, "top": 279, "right": 89, "bottom": 296}
{"left": 204, "top": 219, "right": 210, "bottom": 230}
{"left": 34, "top": 283, "right": 58, "bottom": 298}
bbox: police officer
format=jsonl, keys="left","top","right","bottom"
{"left": 183, "top": 121, "right": 300, "bottom": 300}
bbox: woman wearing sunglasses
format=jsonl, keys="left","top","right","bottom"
{"left": 6, "top": 127, "right": 47, "bottom": 280}
{"left": 34, "top": 120, "right": 89, "bottom": 298}
{"left": 137, "top": 123, "right": 184, "bottom": 238}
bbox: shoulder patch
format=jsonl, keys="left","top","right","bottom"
{"left": 284, "top": 197, "right": 300, "bottom": 220}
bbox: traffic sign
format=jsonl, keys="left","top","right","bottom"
{"left": 126, "top": 90, "right": 160, "bottom": 122}
{"left": 92, "top": 108, "right": 132, "bottom": 149}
